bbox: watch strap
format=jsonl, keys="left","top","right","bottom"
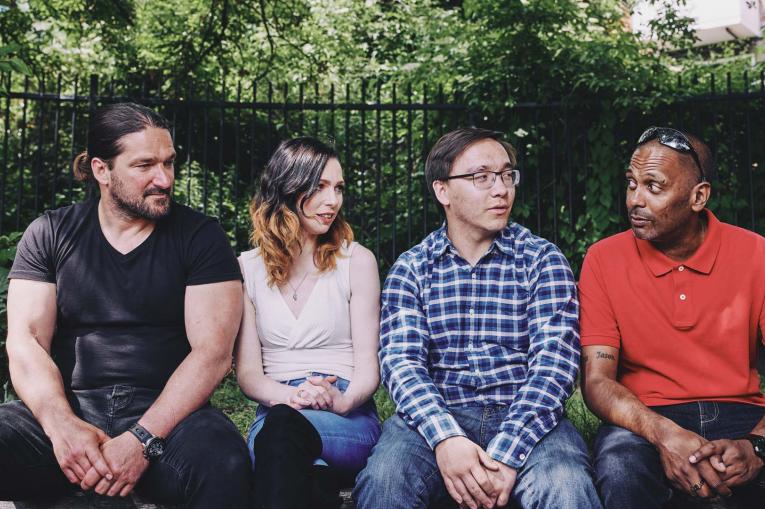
{"left": 128, "top": 423, "right": 154, "bottom": 445}
{"left": 744, "top": 434, "right": 765, "bottom": 459}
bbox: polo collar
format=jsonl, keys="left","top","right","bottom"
{"left": 634, "top": 209, "right": 721, "bottom": 276}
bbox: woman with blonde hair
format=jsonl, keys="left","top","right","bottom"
{"left": 235, "top": 137, "right": 381, "bottom": 509}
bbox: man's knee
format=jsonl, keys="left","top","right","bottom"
{"left": 593, "top": 425, "right": 664, "bottom": 491}
{"left": 168, "top": 406, "right": 250, "bottom": 477}
{"left": 355, "top": 417, "right": 438, "bottom": 505}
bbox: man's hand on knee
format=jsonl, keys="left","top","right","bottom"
{"left": 485, "top": 461, "right": 516, "bottom": 508}
{"left": 92, "top": 432, "right": 150, "bottom": 497}
{"left": 49, "top": 415, "right": 112, "bottom": 485}
{"left": 435, "top": 436, "right": 500, "bottom": 509}
{"left": 655, "top": 425, "right": 729, "bottom": 498}
{"left": 690, "top": 439, "right": 764, "bottom": 488}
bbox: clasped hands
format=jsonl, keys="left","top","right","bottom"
{"left": 271, "top": 374, "right": 351, "bottom": 415}
{"left": 657, "top": 426, "right": 764, "bottom": 499}
{"left": 51, "top": 415, "right": 149, "bottom": 497}
{"left": 435, "top": 436, "right": 516, "bottom": 509}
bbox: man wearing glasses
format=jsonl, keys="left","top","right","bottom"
{"left": 580, "top": 127, "right": 765, "bottom": 507}
{"left": 355, "top": 128, "right": 601, "bottom": 509}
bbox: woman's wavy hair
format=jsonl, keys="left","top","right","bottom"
{"left": 250, "top": 137, "right": 353, "bottom": 287}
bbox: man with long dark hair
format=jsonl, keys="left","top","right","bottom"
{"left": 0, "top": 103, "right": 251, "bottom": 507}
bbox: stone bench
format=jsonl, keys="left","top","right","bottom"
{"left": 0, "top": 489, "right": 355, "bottom": 509}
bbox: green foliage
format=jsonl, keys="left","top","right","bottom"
{"left": 210, "top": 373, "right": 258, "bottom": 436}
{"left": 0, "top": 231, "right": 21, "bottom": 402}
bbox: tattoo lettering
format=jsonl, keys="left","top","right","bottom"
{"left": 596, "top": 351, "right": 616, "bottom": 361}
{"left": 583, "top": 354, "right": 589, "bottom": 364}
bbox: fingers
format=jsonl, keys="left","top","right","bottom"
{"left": 696, "top": 461, "right": 731, "bottom": 498}
{"left": 463, "top": 472, "right": 495, "bottom": 508}
{"left": 62, "top": 467, "right": 80, "bottom": 484}
{"left": 71, "top": 456, "right": 90, "bottom": 480}
{"left": 297, "top": 386, "right": 332, "bottom": 410}
{"left": 119, "top": 483, "right": 134, "bottom": 497}
{"left": 452, "top": 478, "right": 479, "bottom": 509}
{"left": 470, "top": 464, "right": 496, "bottom": 501}
{"left": 308, "top": 375, "right": 337, "bottom": 385}
{"left": 477, "top": 449, "right": 500, "bottom": 472}
{"left": 709, "top": 454, "right": 726, "bottom": 473}
{"left": 80, "top": 466, "right": 103, "bottom": 491}
{"left": 94, "top": 476, "right": 113, "bottom": 495}
{"left": 689, "top": 442, "right": 721, "bottom": 464}
{"left": 444, "top": 476, "right": 463, "bottom": 505}
{"left": 107, "top": 478, "right": 128, "bottom": 497}
{"left": 497, "top": 482, "right": 513, "bottom": 507}
{"left": 85, "top": 448, "right": 113, "bottom": 481}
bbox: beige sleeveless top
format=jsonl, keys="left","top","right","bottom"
{"left": 239, "top": 242, "right": 356, "bottom": 382}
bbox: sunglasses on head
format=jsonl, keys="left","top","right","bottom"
{"left": 637, "top": 126, "right": 706, "bottom": 182}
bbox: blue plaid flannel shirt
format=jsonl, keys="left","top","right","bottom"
{"left": 380, "top": 222, "right": 580, "bottom": 468}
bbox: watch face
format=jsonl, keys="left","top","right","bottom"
{"left": 145, "top": 437, "right": 166, "bottom": 459}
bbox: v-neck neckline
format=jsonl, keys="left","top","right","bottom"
{"left": 97, "top": 208, "right": 159, "bottom": 260}
{"left": 277, "top": 272, "right": 324, "bottom": 321}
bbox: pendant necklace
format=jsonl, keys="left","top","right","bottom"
{"left": 286, "top": 271, "right": 311, "bottom": 301}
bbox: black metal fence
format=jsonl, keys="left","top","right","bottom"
{"left": 2, "top": 72, "right": 764, "bottom": 273}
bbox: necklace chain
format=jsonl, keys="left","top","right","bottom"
{"left": 286, "top": 271, "right": 311, "bottom": 301}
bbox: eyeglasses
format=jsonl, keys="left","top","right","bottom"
{"left": 637, "top": 126, "right": 706, "bottom": 182}
{"left": 443, "top": 169, "right": 520, "bottom": 190}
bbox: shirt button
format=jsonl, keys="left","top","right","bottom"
{"left": 519, "top": 453, "right": 526, "bottom": 460}
{"left": 679, "top": 294, "right": 687, "bottom": 301}
{"left": 469, "top": 308, "right": 475, "bottom": 316}
{"left": 678, "top": 265, "right": 685, "bottom": 272}
{"left": 471, "top": 273, "right": 477, "bottom": 279}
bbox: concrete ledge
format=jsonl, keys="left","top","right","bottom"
{"left": 0, "top": 493, "right": 176, "bottom": 509}
{"left": 1, "top": 490, "right": 355, "bottom": 509}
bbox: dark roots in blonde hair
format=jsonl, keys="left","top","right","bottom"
{"left": 250, "top": 137, "right": 354, "bottom": 286}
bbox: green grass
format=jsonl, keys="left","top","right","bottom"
{"left": 211, "top": 374, "right": 602, "bottom": 442}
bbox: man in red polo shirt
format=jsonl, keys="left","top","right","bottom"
{"left": 580, "top": 127, "right": 765, "bottom": 509}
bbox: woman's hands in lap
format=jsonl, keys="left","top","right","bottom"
{"left": 271, "top": 375, "right": 351, "bottom": 415}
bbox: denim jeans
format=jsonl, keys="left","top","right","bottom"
{"left": 593, "top": 401, "right": 765, "bottom": 509}
{"left": 0, "top": 386, "right": 252, "bottom": 508}
{"left": 354, "top": 405, "right": 602, "bottom": 509}
{"left": 247, "top": 374, "right": 381, "bottom": 479}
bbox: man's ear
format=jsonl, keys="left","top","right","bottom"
{"left": 690, "top": 181, "right": 711, "bottom": 213}
{"left": 433, "top": 179, "right": 450, "bottom": 208}
{"left": 91, "top": 158, "right": 111, "bottom": 186}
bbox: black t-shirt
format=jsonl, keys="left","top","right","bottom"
{"left": 9, "top": 199, "right": 242, "bottom": 391}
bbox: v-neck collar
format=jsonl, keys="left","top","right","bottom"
{"left": 95, "top": 201, "right": 160, "bottom": 260}
{"left": 277, "top": 272, "right": 324, "bottom": 321}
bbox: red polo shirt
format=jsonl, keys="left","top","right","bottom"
{"left": 579, "top": 210, "right": 765, "bottom": 407}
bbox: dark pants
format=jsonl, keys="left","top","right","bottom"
{"left": 593, "top": 402, "right": 765, "bottom": 509}
{"left": 0, "top": 385, "right": 252, "bottom": 508}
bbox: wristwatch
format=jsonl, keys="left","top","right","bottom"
{"left": 744, "top": 434, "right": 765, "bottom": 461}
{"left": 128, "top": 423, "right": 166, "bottom": 461}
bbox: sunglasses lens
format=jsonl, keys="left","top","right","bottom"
{"left": 637, "top": 127, "right": 659, "bottom": 145}
{"left": 658, "top": 133, "right": 691, "bottom": 153}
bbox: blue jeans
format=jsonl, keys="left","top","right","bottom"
{"left": 247, "top": 375, "right": 381, "bottom": 478}
{"left": 593, "top": 402, "right": 765, "bottom": 509}
{"left": 0, "top": 386, "right": 251, "bottom": 507}
{"left": 354, "top": 406, "right": 602, "bottom": 509}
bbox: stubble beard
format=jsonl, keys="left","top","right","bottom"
{"left": 110, "top": 175, "right": 172, "bottom": 221}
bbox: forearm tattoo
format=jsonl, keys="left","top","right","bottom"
{"left": 596, "top": 351, "right": 616, "bottom": 361}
